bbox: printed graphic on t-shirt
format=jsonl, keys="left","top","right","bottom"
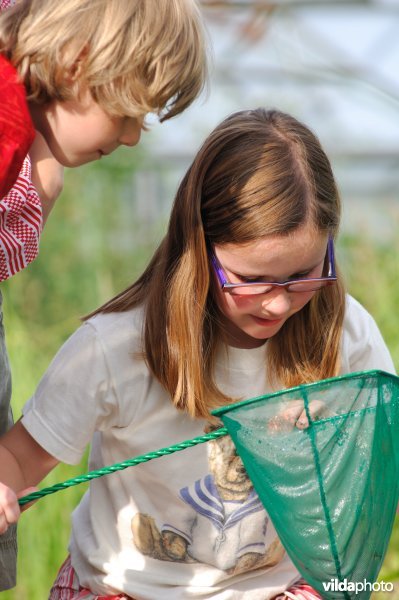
{"left": 131, "top": 423, "right": 285, "bottom": 575}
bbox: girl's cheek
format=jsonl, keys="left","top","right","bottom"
{"left": 292, "top": 291, "right": 316, "bottom": 311}
{"left": 231, "top": 295, "right": 259, "bottom": 308}
{"left": 214, "top": 286, "right": 258, "bottom": 314}
{"left": 225, "top": 294, "right": 259, "bottom": 314}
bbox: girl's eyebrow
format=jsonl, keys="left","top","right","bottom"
{"left": 228, "top": 259, "right": 322, "bottom": 281}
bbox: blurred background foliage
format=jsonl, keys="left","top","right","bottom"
{"left": 0, "top": 144, "right": 398, "bottom": 599}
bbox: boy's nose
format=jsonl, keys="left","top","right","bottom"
{"left": 119, "top": 117, "right": 143, "bottom": 147}
{"left": 260, "top": 288, "right": 291, "bottom": 317}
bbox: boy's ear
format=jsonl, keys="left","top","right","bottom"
{"left": 64, "top": 45, "right": 89, "bottom": 83}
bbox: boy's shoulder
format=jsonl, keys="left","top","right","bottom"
{"left": 0, "top": 54, "right": 35, "bottom": 198}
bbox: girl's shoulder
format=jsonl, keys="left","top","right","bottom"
{"left": 343, "top": 294, "right": 383, "bottom": 338}
{"left": 342, "top": 294, "right": 395, "bottom": 374}
{"left": 84, "top": 306, "right": 145, "bottom": 353}
{"left": 344, "top": 293, "right": 372, "bottom": 322}
{"left": 343, "top": 293, "right": 381, "bottom": 345}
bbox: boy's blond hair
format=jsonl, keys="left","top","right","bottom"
{"left": 0, "top": 0, "right": 208, "bottom": 120}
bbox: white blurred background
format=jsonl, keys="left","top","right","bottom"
{"left": 138, "top": 0, "right": 399, "bottom": 239}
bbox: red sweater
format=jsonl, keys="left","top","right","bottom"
{"left": 0, "top": 54, "right": 35, "bottom": 197}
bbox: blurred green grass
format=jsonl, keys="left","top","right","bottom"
{"left": 0, "top": 150, "right": 398, "bottom": 598}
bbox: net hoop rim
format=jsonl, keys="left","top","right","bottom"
{"left": 212, "top": 369, "right": 399, "bottom": 417}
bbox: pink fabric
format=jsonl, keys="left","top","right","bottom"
{"left": 0, "top": 0, "right": 13, "bottom": 10}
{"left": 51, "top": 555, "right": 321, "bottom": 600}
{"left": 273, "top": 580, "right": 322, "bottom": 600}
{"left": 49, "top": 556, "right": 133, "bottom": 600}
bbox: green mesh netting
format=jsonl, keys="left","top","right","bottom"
{"left": 18, "top": 369, "right": 399, "bottom": 598}
{"left": 213, "top": 369, "right": 399, "bottom": 599}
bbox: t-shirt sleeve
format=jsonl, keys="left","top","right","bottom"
{"left": 341, "top": 295, "right": 396, "bottom": 375}
{"left": 21, "top": 321, "right": 121, "bottom": 465}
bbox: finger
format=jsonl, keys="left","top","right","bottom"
{"left": 295, "top": 400, "right": 328, "bottom": 429}
{"left": 0, "top": 511, "right": 18, "bottom": 534}
{"left": 3, "top": 502, "right": 20, "bottom": 525}
{"left": 0, "top": 485, "right": 20, "bottom": 533}
{"left": 280, "top": 400, "right": 306, "bottom": 424}
{"left": 268, "top": 400, "right": 305, "bottom": 433}
{"left": 295, "top": 410, "right": 309, "bottom": 429}
{"left": 0, "top": 510, "right": 9, "bottom": 535}
{"left": 17, "top": 487, "right": 38, "bottom": 512}
{"left": 268, "top": 413, "right": 299, "bottom": 433}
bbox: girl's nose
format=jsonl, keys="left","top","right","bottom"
{"left": 260, "top": 288, "right": 291, "bottom": 317}
{"left": 119, "top": 117, "right": 143, "bottom": 147}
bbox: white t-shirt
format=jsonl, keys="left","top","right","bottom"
{"left": 21, "top": 295, "right": 396, "bottom": 599}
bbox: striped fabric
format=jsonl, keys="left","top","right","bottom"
{"left": 49, "top": 556, "right": 132, "bottom": 600}
{"left": 0, "top": 155, "right": 42, "bottom": 281}
{"left": 50, "top": 555, "right": 322, "bottom": 600}
{"left": 0, "top": 0, "right": 42, "bottom": 281}
{"left": 273, "top": 581, "right": 322, "bottom": 600}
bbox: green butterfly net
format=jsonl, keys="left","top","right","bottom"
{"left": 213, "top": 369, "right": 399, "bottom": 599}
{"left": 19, "top": 369, "right": 399, "bottom": 599}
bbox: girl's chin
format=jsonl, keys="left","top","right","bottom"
{"left": 220, "top": 313, "right": 286, "bottom": 348}
{"left": 241, "top": 317, "right": 287, "bottom": 346}
{"left": 251, "top": 315, "right": 284, "bottom": 327}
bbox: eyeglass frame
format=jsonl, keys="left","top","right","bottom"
{"left": 209, "top": 236, "right": 337, "bottom": 295}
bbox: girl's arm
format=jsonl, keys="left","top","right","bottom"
{"left": 0, "top": 420, "right": 59, "bottom": 534}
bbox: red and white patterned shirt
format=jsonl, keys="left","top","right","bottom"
{"left": 0, "top": 0, "right": 43, "bottom": 281}
{"left": 0, "top": 157, "right": 42, "bottom": 281}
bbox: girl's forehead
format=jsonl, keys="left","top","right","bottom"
{"left": 215, "top": 227, "right": 328, "bottom": 274}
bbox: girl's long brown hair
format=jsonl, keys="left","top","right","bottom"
{"left": 89, "top": 108, "right": 346, "bottom": 418}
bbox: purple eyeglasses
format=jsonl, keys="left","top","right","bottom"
{"left": 210, "top": 237, "right": 337, "bottom": 296}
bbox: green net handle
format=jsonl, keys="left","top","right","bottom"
{"left": 18, "top": 427, "right": 228, "bottom": 507}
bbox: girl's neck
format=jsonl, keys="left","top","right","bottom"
{"left": 219, "top": 316, "right": 268, "bottom": 349}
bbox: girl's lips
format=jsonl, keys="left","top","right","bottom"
{"left": 251, "top": 315, "right": 283, "bottom": 327}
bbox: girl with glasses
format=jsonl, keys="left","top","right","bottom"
{"left": 0, "top": 108, "right": 395, "bottom": 599}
